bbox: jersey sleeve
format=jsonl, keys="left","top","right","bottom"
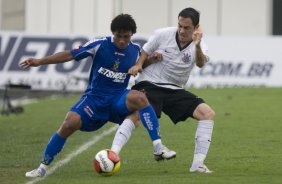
{"left": 70, "top": 38, "right": 101, "bottom": 61}
{"left": 142, "top": 29, "right": 162, "bottom": 55}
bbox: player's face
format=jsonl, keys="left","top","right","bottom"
{"left": 177, "top": 17, "right": 195, "bottom": 44}
{"left": 113, "top": 31, "right": 133, "bottom": 49}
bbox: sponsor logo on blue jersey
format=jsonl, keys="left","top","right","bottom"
{"left": 98, "top": 67, "right": 127, "bottom": 83}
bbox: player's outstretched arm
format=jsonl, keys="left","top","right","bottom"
{"left": 19, "top": 50, "right": 74, "bottom": 69}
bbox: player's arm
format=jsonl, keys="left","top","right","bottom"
{"left": 128, "top": 50, "right": 148, "bottom": 76}
{"left": 128, "top": 49, "right": 163, "bottom": 76}
{"left": 19, "top": 50, "right": 74, "bottom": 69}
{"left": 143, "top": 52, "right": 162, "bottom": 68}
{"left": 195, "top": 44, "right": 208, "bottom": 68}
{"left": 193, "top": 27, "right": 208, "bottom": 68}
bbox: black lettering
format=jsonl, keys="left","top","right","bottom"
{"left": 0, "top": 36, "right": 18, "bottom": 71}
{"left": 247, "top": 63, "right": 273, "bottom": 77}
{"left": 9, "top": 37, "right": 38, "bottom": 71}
{"left": 261, "top": 63, "right": 273, "bottom": 77}
{"left": 38, "top": 38, "right": 71, "bottom": 72}
{"left": 199, "top": 62, "right": 213, "bottom": 76}
{"left": 222, "top": 63, "right": 242, "bottom": 75}
{"left": 199, "top": 62, "right": 243, "bottom": 76}
{"left": 8, "top": 37, "right": 89, "bottom": 72}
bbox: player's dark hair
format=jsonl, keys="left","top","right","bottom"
{"left": 111, "top": 14, "right": 137, "bottom": 34}
{"left": 178, "top": 7, "right": 200, "bottom": 27}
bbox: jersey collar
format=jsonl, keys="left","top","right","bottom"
{"left": 175, "top": 31, "right": 192, "bottom": 51}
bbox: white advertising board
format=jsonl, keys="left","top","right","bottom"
{"left": 189, "top": 36, "right": 282, "bottom": 88}
{"left": 1, "top": 32, "right": 282, "bottom": 91}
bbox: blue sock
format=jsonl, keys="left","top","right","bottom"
{"left": 41, "top": 132, "right": 66, "bottom": 165}
{"left": 139, "top": 105, "right": 161, "bottom": 141}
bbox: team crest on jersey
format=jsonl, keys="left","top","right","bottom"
{"left": 182, "top": 52, "right": 192, "bottom": 64}
{"left": 112, "top": 60, "right": 120, "bottom": 71}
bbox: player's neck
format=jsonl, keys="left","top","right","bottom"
{"left": 176, "top": 32, "right": 192, "bottom": 50}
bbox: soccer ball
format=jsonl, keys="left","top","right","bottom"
{"left": 93, "top": 149, "right": 121, "bottom": 176}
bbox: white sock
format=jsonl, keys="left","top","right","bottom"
{"left": 111, "top": 119, "right": 135, "bottom": 155}
{"left": 39, "top": 163, "right": 48, "bottom": 170}
{"left": 152, "top": 139, "right": 163, "bottom": 152}
{"left": 192, "top": 120, "right": 214, "bottom": 167}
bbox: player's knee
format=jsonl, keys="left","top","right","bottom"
{"left": 59, "top": 121, "right": 80, "bottom": 137}
{"left": 128, "top": 90, "right": 149, "bottom": 108}
{"left": 59, "top": 114, "right": 81, "bottom": 137}
{"left": 204, "top": 108, "right": 215, "bottom": 120}
{"left": 195, "top": 103, "right": 215, "bottom": 121}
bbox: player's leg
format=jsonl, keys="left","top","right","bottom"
{"left": 126, "top": 90, "right": 176, "bottom": 160}
{"left": 190, "top": 103, "right": 215, "bottom": 173}
{"left": 162, "top": 88, "right": 215, "bottom": 172}
{"left": 111, "top": 112, "right": 140, "bottom": 155}
{"left": 25, "top": 111, "right": 82, "bottom": 177}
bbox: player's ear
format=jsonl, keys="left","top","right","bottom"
{"left": 195, "top": 24, "right": 200, "bottom": 30}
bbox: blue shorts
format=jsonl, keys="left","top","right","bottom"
{"left": 70, "top": 89, "right": 132, "bottom": 132}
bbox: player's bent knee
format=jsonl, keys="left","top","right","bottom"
{"left": 59, "top": 121, "right": 80, "bottom": 137}
{"left": 205, "top": 108, "right": 215, "bottom": 120}
{"left": 194, "top": 104, "right": 216, "bottom": 121}
{"left": 128, "top": 90, "right": 149, "bottom": 107}
{"left": 58, "top": 113, "right": 82, "bottom": 137}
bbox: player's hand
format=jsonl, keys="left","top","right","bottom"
{"left": 18, "top": 58, "right": 41, "bottom": 69}
{"left": 192, "top": 27, "right": 203, "bottom": 46}
{"left": 149, "top": 52, "right": 162, "bottom": 62}
{"left": 128, "top": 64, "right": 143, "bottom": 76}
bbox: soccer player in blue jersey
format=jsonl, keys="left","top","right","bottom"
{"left": 20, "top": 14, "right": 175, "bottom": 178}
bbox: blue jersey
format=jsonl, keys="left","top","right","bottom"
{"left": 69, "top": 36, "right": 140, "bottom": 131}
{"left": 71, "top": 36, "right": 140, "bottom": 101}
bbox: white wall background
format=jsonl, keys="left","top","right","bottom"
{"left": 25, "top": 0, "right": 272, "bottom": 36}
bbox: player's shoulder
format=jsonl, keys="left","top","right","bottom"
{"left": 154, "top": 27, "right": 177, "bottom": 34}
{"left": 83, "top": 36, "right": 108, "bottom": 47}
{"left": 129, "top": 41, "right": 141, "bottom": 51}
{"left": 152, "top": 27, "right": 177, "bottom": 39}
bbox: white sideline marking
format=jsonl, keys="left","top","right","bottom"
{"left": 25, "top": 125, "right": 118, "bottom": 184}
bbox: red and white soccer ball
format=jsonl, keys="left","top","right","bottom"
{"left": 93, "top": 149, "right": 121, "bottom": 176}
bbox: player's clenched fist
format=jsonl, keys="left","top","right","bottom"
{"left": 192, "top": 27, "right": 203, "bottom": 46}
{"left": 128, "top": 64, "right": 142, "bottom": 76}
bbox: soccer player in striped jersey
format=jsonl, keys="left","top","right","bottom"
{"left": 129, "top": 7, "right": 215, "bottom": 173}
{"left": 20, "top": 14, "right": 175, "bottom": 178}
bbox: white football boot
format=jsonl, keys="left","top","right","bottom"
{"left": 189, "top": 163, "right": 213, "bottom": 173}
{"left": 25, "top": 167, "right": 46, "bottom": 177}
{"left": 154, "top": 145, "right": 176, "bottom": 161}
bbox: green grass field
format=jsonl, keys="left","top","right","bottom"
{"left": 1, "top": 88, "right": 282, "bottom": 184}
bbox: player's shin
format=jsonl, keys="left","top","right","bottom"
{"left": 139, "top": 105, "right": 161, "bottom": 140}
{"left": 138, "top": 105, "right": 163, "bottom": 151}
{"left": 192, "top": 120, "right": 214, "bottom": 167}
{"left": 111, "top": 119, "right": 135, "bottom": 155}
{"left": 41, "top": 132, "right": 66, "bottom": 165}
